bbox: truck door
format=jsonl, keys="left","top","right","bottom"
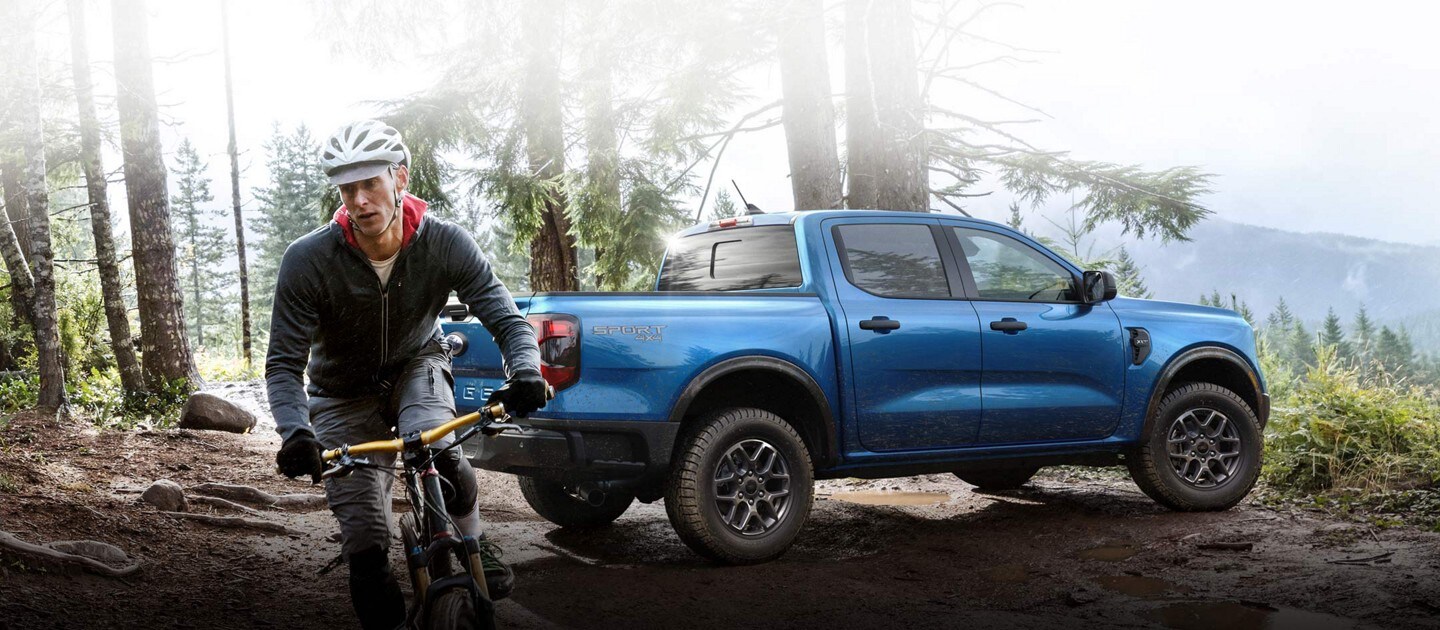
{"left": 945, "top": 225, "right": 1127, "bottom": 444}
{"left": 825, "top": 217, "right": 984, "bottom": 452}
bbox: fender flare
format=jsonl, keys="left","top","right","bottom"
{"left": 1143, "top": 345, "right": 1268, "bottom": 434}
{"left": 667, "top": 356, "right": 839, "bottom": 468}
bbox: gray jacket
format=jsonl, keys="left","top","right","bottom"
{"left": 265, "top": 199, "right": 540, "bottom": 442}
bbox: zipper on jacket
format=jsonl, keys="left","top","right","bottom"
{"left": 380, "top": 286, "right": 389, "bottom": 368}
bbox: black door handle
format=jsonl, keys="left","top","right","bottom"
{"left": 859, "top": 317, "right": 901, "bottom": 331}
{"left": 989, "top": 317, "right": 1027, "bottom": 333}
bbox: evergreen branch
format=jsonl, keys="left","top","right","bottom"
{"left": 664, "top": 99, "right": 782, "bottom": 193}
{"left": 930, "top": 73, "right": 1054, "bottom": 118}
{"left": 931, "top": 193, "right": 973, "bottom": 217}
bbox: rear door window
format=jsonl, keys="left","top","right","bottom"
{"left": 657, "top": 226, "right": 803, "bottom": 291}
{"left": 834, "top": 223, "right": 952, "bottom": 298}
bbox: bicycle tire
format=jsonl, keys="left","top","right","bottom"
{"left": 427, "top": 586, "right": 492, "bottom": 630}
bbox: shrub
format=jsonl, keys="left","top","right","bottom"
{"left": 1265, "top": 347, "right": 1440, "bottom": 494}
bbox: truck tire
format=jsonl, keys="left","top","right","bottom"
{"left": 518, "top": 476, "right": 634, "bottom": 529}
{"left": 665, "top": 407, "right": 814, "bottom": 565}
{"left": 1128, "top": 382, "right": 1263, "bottom": 511}
{"left": 955, "top": 466, "right": 1040, "bottom": 490}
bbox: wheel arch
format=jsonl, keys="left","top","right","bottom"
{"left": 1145, "top": 346, "right": 1268, "bottom": 434}
{"left": 668, "top": 356, "right": 839, "bottom": 469}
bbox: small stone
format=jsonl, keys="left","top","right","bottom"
{"left": 1066, "top": 587, "right": 1100, "bottom": 607}
{"left": 178, "top": 392, "right": 257, "bottom": 434}
{"left": 48, "top": 540, "right": 130, "bottom": 566}
{"left": 142, "top": 479, "right": 186, "bottom": 512}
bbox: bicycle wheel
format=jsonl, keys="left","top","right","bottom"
{"left": 427, "top": 586, "right": 493, "bottom": 630}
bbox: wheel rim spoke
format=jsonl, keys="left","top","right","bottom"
{"left": 713, "top": 437, "right": 793, "bottom": 537}
{"left": 1166, "top": 406, "right": 1243, "bottom": 489}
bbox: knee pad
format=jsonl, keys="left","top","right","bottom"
{"left": 432, "top": 448, "right": 479, "bottom": 516}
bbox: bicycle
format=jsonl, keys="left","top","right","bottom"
{"left": 318, "top": 401, "right": 526, "bottom": 630}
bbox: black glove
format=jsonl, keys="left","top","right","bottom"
{"left": 277, "top": 432, "right": 324, "bottom": 484}
{"left": 486, "top": 370, "right": 549, "bottom": 417}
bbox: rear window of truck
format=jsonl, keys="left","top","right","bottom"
{"left": 657, "top": 226, "right": 803, "bottom": 291}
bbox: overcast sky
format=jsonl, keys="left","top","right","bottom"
{"left": 40, "top": 0, "right": 1440, "bottom": 246}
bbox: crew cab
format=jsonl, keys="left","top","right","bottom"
{"left": 441, "top": 210, "right": 1269, "bottom": 564}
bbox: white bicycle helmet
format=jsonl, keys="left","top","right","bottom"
{"left": 320, "top": 119, "right": 411, "bottom": 186}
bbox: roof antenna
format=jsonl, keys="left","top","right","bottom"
{"left": 732, "top": 180, "right": 764, "bottom": 215}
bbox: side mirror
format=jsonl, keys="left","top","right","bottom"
{"left": 1082, "top": 270, "right": 1118, "bottom": 303}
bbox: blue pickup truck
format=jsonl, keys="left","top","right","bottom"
{"left": 441, "top": 210, "right": 1269, "bottom": 564}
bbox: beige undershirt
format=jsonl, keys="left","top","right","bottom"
{"left": 370, "top": 249, "right": 399, "bottom": 286}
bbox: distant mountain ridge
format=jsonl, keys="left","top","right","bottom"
{"left": 1086, "top": 218, "right": 1440, "bottom": 353}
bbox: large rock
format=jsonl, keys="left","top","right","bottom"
{"left": 178, "top": 392, "right": 257, "bottom": 434}
{"left": 142, "top": 479, "right": 186, "bottom": 512}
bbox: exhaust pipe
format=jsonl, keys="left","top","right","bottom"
{"left": 572, "top": 482, "right": 607, "bottom": 506}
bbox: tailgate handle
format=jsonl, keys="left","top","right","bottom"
{"left": 989, "top": 318, "right": 1027, "bottom": 333}
{"left": 859, "top": 317, "right": 901, "bottom": 332}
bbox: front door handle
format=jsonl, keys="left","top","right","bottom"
{"left": 989, "top": 317, "right": 1027, "bottom": 333}
{"left": 859, "top": 317, "right": 901, "bottom": 332}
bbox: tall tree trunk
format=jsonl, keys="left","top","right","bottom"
{"left": 6, "top": 1, "right": 67, "bottom": 411}
{"left": 221, "top": 0, "right": 253, "bottom": 372}
{"left": 112, "top": 0, "right": 198, "bottom": 391}
{"left": 520, "top": 0, "right": 578, "bottom": 292}
{"left": 583, "top": 44, "right": 621, "bottom": 291}
{"left": 845, "top": 0, "right": 927, "bottom": 212}
{"left": 1, "top": 166, "right": 32, "bottom": 257}
{"left": 779, "top": 0, "right": 842, "bottom": 211}
{"left": 68, "top": 0, "right": 144, "bottom": 395}
{"left": 0, "top": 177, "right": 35, "bottom": 331}
{"left": 190, "top": 212, "right": 203, "bottom": 348}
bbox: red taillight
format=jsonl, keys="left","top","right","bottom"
{"left": 526, "top": 313, "right": 580, "bottom": 391}
{"left": 718, "top": 218, "right": 739, "bottom": 228}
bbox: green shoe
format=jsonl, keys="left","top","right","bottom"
{"left": 476, "top": 538, "right": 514, "bottom": 600}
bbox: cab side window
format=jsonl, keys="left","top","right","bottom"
{"left": 836, "top": 224, "right": 951, "bottom": 298}
{"left": 953, "top": 228, "right": 1075, "bottom": 302}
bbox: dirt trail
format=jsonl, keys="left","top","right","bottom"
{"left": 2, "top": 383, "right": 1439, "bottom": 629}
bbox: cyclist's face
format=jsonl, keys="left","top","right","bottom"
{"left": 339, "top": 166, "right": 408, "bottom": 236}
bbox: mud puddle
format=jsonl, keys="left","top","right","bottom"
{"left": 1077, "top": 544, "right": 1139, "bottom": 562}
{"left": 826, "top": 491, "right": 949, "bottom": 506}
{"left": 1095, "top": 574, "right": 1187, "bottom": 598}
{"left": 1146, "top": 601, "right": 1357, "bottom": 630}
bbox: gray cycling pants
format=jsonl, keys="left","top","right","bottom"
{"left": 309, "top": 342, "right": 474, "bottom": 557}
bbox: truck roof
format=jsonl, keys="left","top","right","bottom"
{"left": 674, "top": 209, "right": 1011, "bottom": 238}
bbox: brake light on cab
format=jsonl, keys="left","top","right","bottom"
{"left": 526, "top": 313, "right": 580, "bottom": 391}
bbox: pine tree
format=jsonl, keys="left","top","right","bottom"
{"left": 251, "top": 125, "right": 328, "bottom": 332}
{"left": 1353, "top": 306, "right": 1376, "bottom": 376}
{"left": 1289, "top": 319, "right": 1315, "bottom": 369}
{"left": 1375, "top": 326, "right": 1411, "bottom": 379}
{"left": 170, "top": 139, "right": 231, "bottom": 350}
{"left": 1107, "top": 247, "right": 1151, "bottom": 299}
{"left": 779, "top": 0, "right": 842, "bottom": 210}
{"left": 1319, "top": 308, "right": 1352, "bottom": 364}
{"left": 710, "top": 190, "right": 740, "bottom": 221}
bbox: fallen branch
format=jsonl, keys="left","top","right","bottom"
{"left": 0, "top": 531, "right": 142, "bottom": 577}
{"left": 189, "top": 495, "right": 265, "bottom": 517}
{"left": 161, "top": 512, "right": 306, "bottom": 536}
{"left": 1326, "top": 551, "right": 1394, "bottom": 566}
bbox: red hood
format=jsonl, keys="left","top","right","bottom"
{"left": 333, "top": 192, "right": 427, "bottom": 249}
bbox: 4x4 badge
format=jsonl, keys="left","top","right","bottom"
{"left": 592, "top": 325, "right": 667, "bottom": 342}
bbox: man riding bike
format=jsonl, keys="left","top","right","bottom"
{"left": 266, "top": 119, "right": 548, "bottom": 629}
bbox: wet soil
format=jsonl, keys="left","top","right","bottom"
{"left": 3, "top": 382, "right": 1439, "bottom": 629}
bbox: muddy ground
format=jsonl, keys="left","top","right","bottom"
{"left": 2, "top": 382, "right": 1438, "bottom": 629}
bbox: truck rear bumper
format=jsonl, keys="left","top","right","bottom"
{"left": 464, "top": 417, "right": 679, "bottom": 482}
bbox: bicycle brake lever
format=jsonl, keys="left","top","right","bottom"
{"left": 481, "top": 421, "right": 522, "bottom": 437}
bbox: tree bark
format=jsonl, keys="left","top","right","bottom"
{"left": 68, "top": 0, "right": 144, "bottom": 395}
{"left": 1, "top": 166, "right": 32, "bottom": 257}
{"left": 779, "top": 0, "right": 842, "bottom": 211}
{"left": 0, "top": 172, "right": 35, "bottom": 330}
{"left": 6, "top": 1, "right": 67, "bottom": 411}
{"left": 221, "top": 0, "right": 253, "bottom": 371}
{"left": 844, "top": 0, "right": 927, "bottom": 212}
{"left": 520, "top": 0, "right": 578, "bottom": 292}
{"left": 111, "top": 0, "right": 198, "bottom": 391}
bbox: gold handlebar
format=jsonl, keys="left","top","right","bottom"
{"left": 321, "top": 402, "right": 506, "bottom": 462}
